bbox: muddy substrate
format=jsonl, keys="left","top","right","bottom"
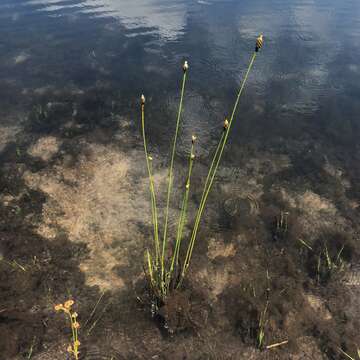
{"left": 0, "top": 97, "right": 360, "bottom": 359}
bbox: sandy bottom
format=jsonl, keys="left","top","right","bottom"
{"left": 0, "top": 117, "right": 359, "bottom": 359}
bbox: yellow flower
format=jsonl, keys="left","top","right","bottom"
{"left": 64, "top": 300, "right": 74, "bottom": 309}
{"left": 223, "top": 118, "right": 229, "bottom": 130}
{"left": 74, "top": 340, "right": 81, "bottom": 346}
{"left": 72, "top": 312, "right": 78, "bottom": 319}
{"left": 54, "top": 304, "right": 63, "bottom": 311}
{"left": 67, "top": 345, "right": 73, "bottom": 353}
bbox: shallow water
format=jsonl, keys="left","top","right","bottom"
{"left": 0, "top": 0, "right": 360, "bottom": 359}
{"left": 1, "top": 0, "right": 360, "bottom": 146}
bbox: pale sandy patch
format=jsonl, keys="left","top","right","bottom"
{"left": 28, "top": 136, "right": 61, "bottom": 161}
{"left": 23, "top": 141, "right": 156, "bottom": 291}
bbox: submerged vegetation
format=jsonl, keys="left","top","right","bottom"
{"left": 54, "top": 300, "right": 81, "bottom": 359}
{"left": 141, "top": 35, "right": 264, "bottom": 314}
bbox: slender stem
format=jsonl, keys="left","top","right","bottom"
{"left": 161, "top": 70, "right": 188, "bottom": 283}
{"left": 168, "top": 142, "right": 195, "bottom": 288}
{"left": 146, "top": 249, "right": 155, "bottom": 285}
{"left": 141, "top": 103, "right": 160, "bottom": 265}
{"left": 179, "top": 130, "right": 225, "bottom": 280}
{"left": 66, "top": 311, "right": 78, "bottom": 360}
{"left": 181, "top": 52, "right": 257, "bottom": 281}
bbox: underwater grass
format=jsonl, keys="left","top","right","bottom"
{"left": 141, "top": 35, "right": 264, "bottom": 305}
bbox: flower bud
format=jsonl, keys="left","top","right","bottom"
{"left": 223, "top": 118, "right": 229, "bottom": 130}
{"left": 141, "top": 94, "right": 146, "bottom": 105}
{"left": 148, "top": 156, "right": 153, "bottom": 161}
{"left": 73, "top": 321, "right": 80, "bottom": 329}
{"left": 191, "top": 135, "right": 197, "bottom": 144}
{"left": 183, "top": 61, "right": 189, "bottom": 72}
{"left": 255, "top": 34, "right": 264, "bottom": 52}
{"left": 190, "top": 153, "right": 195, "bottom": 160}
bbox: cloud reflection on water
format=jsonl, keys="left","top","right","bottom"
{"left": 28, "top": 0, "right": 187, "bottom": 40}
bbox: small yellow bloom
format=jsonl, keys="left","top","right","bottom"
{"left": 54, "top": 304, "right": 63, "bottom": 311}
{"left": 73, "top": 322, "right": 80, "bottom": 329}
{"left": 148, "top": 156, "right": 153, "bottom": 161}
{"left": 72, "top": 312, "right": 78, "bottom": 319}
{"left": 190, "top": 153, "right": 195, "bottom": 160}
{"left": 67, "top": 345, "right": 73, "bottom": 353}
{"left": 64, "top": 300, "right": 74, "bottom": 309}
{"left": 74, "top": 340, "right": 81, "bottom": 346}
{"left": 141, "top": 94, "right": 146, "bottom": 105}
{"left": 223, "top": 118, "right": 229, "bottom": 130}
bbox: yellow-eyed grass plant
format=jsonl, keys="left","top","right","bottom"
{"left": 141, "top": 35, "right": 264, "bottom": 305}
{"left": 54, "top": 300, "right": 80, "bottom": 360}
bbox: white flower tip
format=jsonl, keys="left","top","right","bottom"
{"left": 191, "top": 153, "right": 195, "bottom": 160}
{"left": 141, "top": 94, "right": 146, "bottom": 105}
{"left": 183, "top": 60, "right": 189, "bottom": 71}
{"left": 191, "top": 135, "right": 197, "bottom": 143}
{"left": 223, "top": 118, "right": 229, "bottom": 129}
{"left": 148, "top": 156, "right": 153, "bottom": 161}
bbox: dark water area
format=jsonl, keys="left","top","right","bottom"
{"left": 0, "top": 0, "right": 360, "bottom": 359}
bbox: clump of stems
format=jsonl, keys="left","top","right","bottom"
{"left": 54, "top": 300, "right": 80, "bottom": 360}
{"left": 141, "top": 35, "right": 264, "bottom": 303}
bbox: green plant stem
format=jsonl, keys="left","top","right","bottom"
{"left": 161, "top": 70, "right": 188, "bottom": 285}
{"left": 178, "top": 130, "right": 225, "bottom": 288}
{"left": 181, "top": 52, "right": 257, "bottom": 281}
{"left": 141, "top": 104, "right": 160, "bottom": 265}
{"left": 168, "top": 142, "right": 195, "bottom": 289}
{"left": 146, "top": 249, "right": 155, "bottom": 286}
